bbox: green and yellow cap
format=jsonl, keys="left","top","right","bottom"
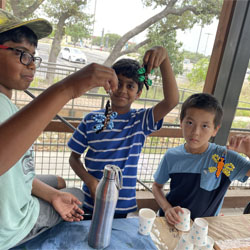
{"left": 0, "top": 9, "right": 52, "bottom": 39}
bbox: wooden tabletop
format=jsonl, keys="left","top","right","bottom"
{"left": 150, "top": 214, "right": 250, "bottom": 250}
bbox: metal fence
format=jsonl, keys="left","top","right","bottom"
{"left": 12, "top": 62, "right": 250, "bottom": 190}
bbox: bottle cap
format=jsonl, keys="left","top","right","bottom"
{"left": 104, "top": 165, "right": 116, "bottom": 179}
{"left": 104, "top": 165, "right": 123, "bottom": 189}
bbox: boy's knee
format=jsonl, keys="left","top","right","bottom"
{"left": 57, "top": 176, "right": 66, "bottom": 189}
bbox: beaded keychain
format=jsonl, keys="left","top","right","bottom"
{"left": 92, "top": 91, "right": 117, "bottom": 134}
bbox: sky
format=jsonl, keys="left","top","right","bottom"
{"left": 86, "top": 0, "right": 219, "bottom": 56}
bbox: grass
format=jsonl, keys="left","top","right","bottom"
{"left": 231, "top": 121, "right": 250, "bottom": 129}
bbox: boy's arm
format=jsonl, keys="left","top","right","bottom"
{"left": 32, "top": 178, "right": 84, "bottom": 222}
{"left": 152, "top": 181, "right": 171, "bottom": 212}
{"left": 152, "top": 181, "right": 182, "bottom": 225}
{"left": 0, "top": 63, "right": 118, "bottom": 176}
{"left": 69, "top": 151, "right": 99, "bottom": 199}
{"left": 143, "top": 46, "right": 179, "bottom": 123}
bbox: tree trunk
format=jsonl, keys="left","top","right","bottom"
{"left": 46, "top": 15, "right": 67, "bottom": 84}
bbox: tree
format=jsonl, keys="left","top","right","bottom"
{"left": 65, "top": 22, "right": 91, "bottom": 46}
{"left": 104, "top": 0, "right": 222, "bottom": 66}
{"left": 8, "top": 0, "right": 92, "bottom": 83}
{"left": 104, "top": 33, "right": 121, "bottom": 50}
{"left": 187, "top": 57, "right": 209, "bottom": 85}
{"left": 7, "top": 0, "right": 222, "bottom": 76}
{"left": 183, "top": 50, "right": 205, "bottom": 63}
{"left": 92, "top": 36, "right": 102, "bottom": 47}
{"left": 8, "top": 0, "right": 45, "bottom": 19}
{"left": 141, "top": 22, "right": 184, "bottom": 75}
{"left": 41, "top": 0, "right": 91, "bottom": 82}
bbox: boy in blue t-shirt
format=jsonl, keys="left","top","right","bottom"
{"left": 153, "top": 93, "right": 250, "bottom": 223}
{"left": 0, "top": 9, "right": 118, "bottom": 249}
{"left": 68, "top": 46, "right": 179, "bottom": 217}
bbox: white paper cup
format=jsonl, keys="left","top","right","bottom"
{"left": 193, "top": 236, "right": 214, "bottom": 250}
{"left": 138, "top": 208, "right": 156, "bottom": 235}
{"left": 175, "top": 208, "right": 191, "bottom": 232}
{"left": 174, "top": 233, "right": 194, "bottom": 250}
{"left": 188, "top": 218, "right": 208, "bottom": 246}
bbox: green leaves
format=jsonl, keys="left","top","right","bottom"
{"left": 187, "top": 57, "right": 209, "bottom": 84}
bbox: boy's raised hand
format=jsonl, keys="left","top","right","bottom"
{"left": 227, "top": 134, "right": 250, "bottom": 158}
{"left": 143, "top": 46, "right": 167, "bottom": 73}
{"left": 142, "top": 45, "right": 178, "bottom": 123}
{"left": 62, "top": 63, "right": 118, "bottom": 100}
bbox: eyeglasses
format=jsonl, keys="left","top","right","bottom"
{"left": 0, "top": 44, "right": 42, "bottom": 68}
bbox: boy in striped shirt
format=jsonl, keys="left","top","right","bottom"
{"left": 68, "top": 46, "right": 179, "bottom": 218}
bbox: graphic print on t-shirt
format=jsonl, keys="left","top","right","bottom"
{"left": 208, "top": 153, "right": 235, "bottom": 178}
{"left": 22, "top": 147, "right": 35, "bottom": 175}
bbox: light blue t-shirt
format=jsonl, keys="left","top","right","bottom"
{"left": 0, "top": 93, "right": 39, "bottom": 250}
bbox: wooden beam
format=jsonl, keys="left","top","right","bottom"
{"left": 203, "top": 0, "right": 236, "bottom": 94}
{"left": 44, "top": 120, "right": 77, "bottom": 133}
{"left": 44, "top": 120, "right": 183, "bottom": 137}
{"left": 136, "top": 190, "right": 250, "bottom": 211}
{"left": 43, "top": 120, "right": 250, "bottom": 139}
{"left": 150, "top": 128, "right": 182, "bottom": 138}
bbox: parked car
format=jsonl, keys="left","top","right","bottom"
{"left": 60, "top": 47, "right": 87, "bottom": 64}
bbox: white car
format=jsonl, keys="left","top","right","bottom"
{"left": 60, "top": 47, "right": 87, "bottom": 64}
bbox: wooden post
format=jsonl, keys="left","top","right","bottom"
{"left": 0, "top": 0, "right": 6, "bottom": 9}
{"left": 203, "top": 0, "right": 236, "bottom": 94}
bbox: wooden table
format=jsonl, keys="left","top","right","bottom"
{"left": 151, "top": 214, "right": 250, "bottom": 250}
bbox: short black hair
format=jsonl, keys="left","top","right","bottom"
{"left": 0, "top": 26, "right": 38, "bottom": 47}
{"left": 112, "top": 58, "right": 144, "bottom": 92}
{"left": 180, "top": 93, "right": 223, "bottom": 128}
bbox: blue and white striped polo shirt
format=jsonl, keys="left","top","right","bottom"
{"left": 68, "top": 107, "right": 163, "bottom": 214}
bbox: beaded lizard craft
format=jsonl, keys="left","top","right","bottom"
{"left": 92, "top": 92, "right": 117, "bottom": 134}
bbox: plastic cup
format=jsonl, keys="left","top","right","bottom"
{"left": 174, "top": 233, "right": 194, "bottom": 250}
{"left": 188, "top": 218, "right": 208, "bottom": 246}
{"left": 193, "top": 236, "right": 214, "bottom": 250}
{"left": 138, "top": 208, "right": 156, "bottom": 235}
{"left": 175, "top": 208, "right": 191, "bottom": 232}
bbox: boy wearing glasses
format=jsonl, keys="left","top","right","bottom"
{"left": 0, "top": 9, "right": 118, "bottom": 249}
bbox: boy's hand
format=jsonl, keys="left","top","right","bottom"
{"left": 51, "top": 192, "right": 84, "bottom": 222}
{"left": 164, "top": 206, "right": 183, "bottom": 225}
{"left": 62, "top": 63, "right": 118, "bottom": 100}
{"left": 143, "top": 46, "right": 167, "bottom": 73}
{"left": 227, "top": 134, "right": 250, "bottom": 157}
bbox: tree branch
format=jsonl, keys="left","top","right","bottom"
{"left": 10, "top": 0, "right": 46, "bottom": 19}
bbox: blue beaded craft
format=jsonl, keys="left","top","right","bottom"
{"left": 92, "top": 100, "right": 117, "bottom": 133}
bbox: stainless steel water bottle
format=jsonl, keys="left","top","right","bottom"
{"left": 88, "top": 164, "right": 123, "bottom": 249}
